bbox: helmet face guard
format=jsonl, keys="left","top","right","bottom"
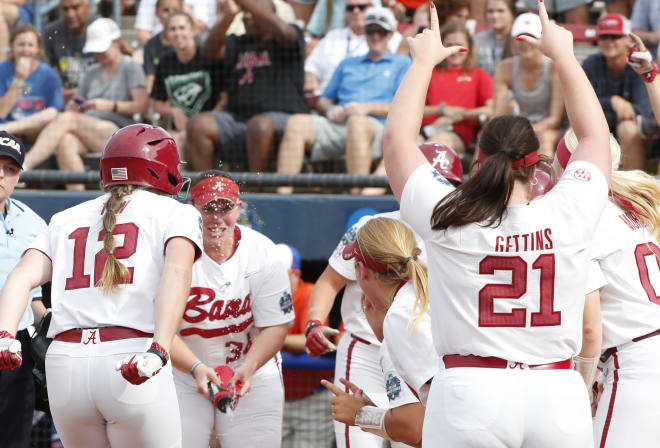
{"left": 100, "top": 124, "right": 183, "bottom": 195}
{"left": 419, "top": 142, "right": 463, "bottom": 185}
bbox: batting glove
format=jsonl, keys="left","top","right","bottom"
{"left": 0, "top": 330, "right": 22, "bottom": 370}
{"left": 115, "top": 342, "right": 169, "bottom": 385}
{"left": 305, "top": 320, "right": 339, "bottom": 357}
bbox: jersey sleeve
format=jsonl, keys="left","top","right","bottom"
{"left": 383, "top": 297, "right": 438, "bottom": 396}
{"left": 400, "top": 163, "right": 455, "bottom": 241}
{"left": 328, "top": 214, "right": 375, "bottom": 281}
{"left": 548, "top": 161, "right": 609, "bottom": 237}
{"left": 249, "top": 241, "right": 295, "bottom": 328}
{"left": 379, "top": 343, "right": 419, "bottom": 408}
{"left": 586, "top": 259, "right": 607, "bottom": 294}
{"left": 28, "top": 226, "right": 53, "bottom": 261}
{"left": 163, "top": 203, "right": 203, "bottom": 259}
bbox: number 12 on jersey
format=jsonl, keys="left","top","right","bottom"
{"left": 478, "top": 254, "right": 561, "bottom": 327}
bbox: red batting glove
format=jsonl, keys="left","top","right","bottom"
{"left": 115, "top": 343, "right": 168, "bottom": 385}
{"left": 0, "top": 330, "right": 22, "bottom": 370}
{"left": 305, "top": 320, "right": 339, "bottom": 357}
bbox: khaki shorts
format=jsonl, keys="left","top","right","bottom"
{"left": 310, "top": 115, "right": 384, "bottom": 161}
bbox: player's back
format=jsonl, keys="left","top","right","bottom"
{"left": 592, "top": 201, "right": 660, "bottom": 349}
{"left": 425, "top": 165, "right": 607, "bottom": 365}
{"left": 41, "top": 190, "right": 201, "bottom": 337}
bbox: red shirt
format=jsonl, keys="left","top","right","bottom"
{"left": 422, "top": 67, "right": 493, "bottom": 146}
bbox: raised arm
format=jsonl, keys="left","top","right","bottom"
{"left": 627, "top": 33, "right": 660, "bottom": 129}
{"left": 519, "top": 1, "right": 610, "bottom": 181}
{"left": 234, "top": 0, "right": 299, "bottom": 47}
{"left": 382, "top": 2, "right": 466, "bottom": 200}
{"left": 203, "top": 0, "right": 240, "bottom": 60}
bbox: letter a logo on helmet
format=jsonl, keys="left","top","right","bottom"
{"left": 100, "top": 124, "right": 183, "bottom": 195}
{"left": 419, "top": 142, "right": 464, "bottom": 185}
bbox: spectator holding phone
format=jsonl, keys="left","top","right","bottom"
{"left": 0, "top": 25, "right": 63, "bottom": 144}
{"left": 23, "top": 18, "right": 148, "bottom": 190}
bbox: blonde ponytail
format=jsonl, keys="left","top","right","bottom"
{"left": 96, "top": 185, "right": 134, "bottom": 294}
{"left": 609, "top": 170, "right": 660, "bottom": 241}
{"left": 355, "top": 218, "right": 430, "bottom": 331}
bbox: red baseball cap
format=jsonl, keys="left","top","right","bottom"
{"left": 597, "top": 13, "right": 630, "bottom": 36}
{"left": 190, "top": 176, "right": 240, "bottom": 206}
{"left": 342, "top": 239, "right": 388, "bottom": 274}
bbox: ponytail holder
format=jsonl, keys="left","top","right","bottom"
{"left": 403, "top": 256, "right": 413, "bottom": 265}
{"left": 609, "top": 191, "right": 649, "bottom": 219}
{"left": 478, "top": 148, "right": 539, "bottom": 169}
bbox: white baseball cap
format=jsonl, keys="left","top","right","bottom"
{"left": 364, "top": 7, "right": 397, "bottom": 32}
{"left": 511, "top": 13, "right": 542, "bottom": 39}
{"left": 83, "top": 18, "right": 121, "bottom": 54}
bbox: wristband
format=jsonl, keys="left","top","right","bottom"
{"left": 0, "top": 330, "right": 15, "bottom": 339}
{"left": 147, "top": 342, "right": 169, "bottom": 366}
{"left": 355, "top": 406, "right": 387, "bottom": 429}
{"left": 190, "top": 360, "right": 203, "bottom": 377}
{"left": 437, "top": 102, "right": 447, "bottom": 116}
{"left": 305, "top": 319, "right": 323, "bottom": 337}
{"left": 643, "top": 61, "right": 659, "bottom": 83}
{"left": 11, "top": 78, "right": 26, "bottom": 90}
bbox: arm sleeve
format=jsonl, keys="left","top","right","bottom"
{"left": 28, "top": 227, "right": 53, "bottom": 261}
{"left": 586, "top": 259, "right": 607, "bottom": 294}
{"left": 163, "top": 203, "right": 203, "bottom": 259}
{"left": 46, "top": 67, "right": 64, "bottom": 110}
{"left": 327, "top": 214, "right": 375, "bottom": 281}
{"left": 125, "top": 60, "right": 147, "bottom": 90}
{"left": 379, "top": 344, "right": 419, "bottom": 408}
{"left": 321, "top": 60, "right": 344, "bottom": 101}
{"left": 249, "top": 241, "right": 295, "bottom": 328}
{"left": 400, "top": 163, "right": 455, "bottom": 241}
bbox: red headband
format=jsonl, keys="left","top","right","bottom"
{"left": 190, "top": 176, "right": 240, "bottom": 206}
{"left": 478, "top": 148, "right": 539, "bottom": 169}
{"left": 342, "top": 239, "right": 389, "bottom": 274}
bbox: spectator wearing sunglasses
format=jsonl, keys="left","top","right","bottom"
{"left": 582, "top": 14, "right": 655, "bottom": 170}
{"left": 277, "top": 7, "right": 410, "bottom": 195}
{"left": 305, "top": 0, "right": 402, "bottom": 95}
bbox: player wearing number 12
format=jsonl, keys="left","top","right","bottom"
{"left": 0, "top": 124, "right": 203, "bottom": 448}
{"left": 170, "top": 172, "right": 294, "bottom": 448}
{"left": 382, "top": 1, "right": 612, "bottom": 446}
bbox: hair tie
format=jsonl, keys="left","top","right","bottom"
{"left": 403, "top": 256, "right": 413, "bottom": 265}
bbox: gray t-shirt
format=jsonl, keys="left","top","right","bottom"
{"left": 78, "top": 55, "right": 147, "bottom": 128}
{"left": 474, "top": 29, "right": 505, "bottom": 78}
{"left": 631, "top": 0, "right": 660, "bottom": 57}
{"left": 43, "top": 18, "right": 96, "bottom": 89}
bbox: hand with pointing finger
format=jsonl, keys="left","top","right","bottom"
{"left": 516, "top": 0, "right": 574, "bottom": 62}
{"left": 627, "top": 32, "right": 656, "bottom": 77}
{"left": 321, "top": 378, "right": 376, "bottom": 425}
{"left": 406, "top": 2, "right": 467, "bottom": 68}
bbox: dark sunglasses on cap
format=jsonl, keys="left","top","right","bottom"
{"left": 365, "top": 27, "right": 389, "bottom": 37}
{"left": 598, "top": 34, "right": 625, "bottom": 41}
{"left": 346, "top": 3, "right": 370, "bottom": 12}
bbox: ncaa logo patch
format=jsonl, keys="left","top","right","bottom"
{"left": 386, "top": 374, "right": 401, "bottom": 401}
{"left": 279, "top": 291, "right": 293, "bottom": 314}
{"left": 334, "top": 226, "right": 358, "bottom": 257}
{"left": 431, "top": 168, "right": 451, "bottom": 186}
{"left": 573, "top": 169, "right": 591, "bottom": 182}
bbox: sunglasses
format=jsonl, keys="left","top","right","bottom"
{"left": 365, "top": 27, "right": 389, "bottom": 37}
{"left": 346, "top": 3, "right": 370, "bottom": 12}
{"left": 598, "top": 34, "right": 625, "bottom": 41}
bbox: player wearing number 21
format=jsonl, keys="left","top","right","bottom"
{"left": 169, "top": 171, "right": 294, "bottom": 448}
{"left": 382, "top": 0, "right": 612, "bottom": 446}
{"left": 553, "top": 129, "right": 660, "bottom": 447}
{"left": 0, "top": 124, "right": 203, "bottom": 448}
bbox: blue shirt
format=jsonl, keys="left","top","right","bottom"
{"left": 0, "top": 61, "right": 64, "bottom": 123}
{"left": 0, "top": 197, "right": 47, "bottom": 331}
{"left": 322, "top": 52, "right": 411, "bottom": 123}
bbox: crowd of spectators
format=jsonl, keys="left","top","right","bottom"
{"left": 0, "top": 0, "right": 659, "bottom": 192}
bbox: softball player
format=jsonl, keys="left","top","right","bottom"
{"left": 170, "top": 172, "right": 293, "bottom": 448}
{"left": 305, "top": 144, "right": 460, "bottom": 448}
{"left": 381, "top": 1, "right": 612, "bottom": 445}
{"left": 555, "top": 129, "right": 660, "bottom": 447}
{"left": 0, "top": 124, "right": 202, "bottom": 448}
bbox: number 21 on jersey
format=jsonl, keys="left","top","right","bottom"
{"left": 478, "top": 254, "right": 561, "bottom": 327}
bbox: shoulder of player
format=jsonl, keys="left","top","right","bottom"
{"left": 7, "top": 198, "right": 47, "bottom": 228}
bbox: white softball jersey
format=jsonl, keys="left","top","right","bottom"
{"left": 178, "top": 224, "right": 294, "bottom": 369}
{"left": 30, "top": 190, "right": 203, "bottom": 339}
{"left": 401, "top": 161, "right": 608, "bottom": 365}
{"left": 379, "top": 340, "right": 419, "bottom": 409}
{"left": 587, "top": 201, "right": 660, "bottom": 350}
{"left": 329, "top": 211, "right": 426, "bottom": 345}
{"left": 383, "top": 282, "right": 439, "bottom": 405}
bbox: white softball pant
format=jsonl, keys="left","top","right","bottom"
{"left": 46, "top": 337, "right": 181, "bottom": 448}
{"left": 174, "top": 356, "right": 284, "bottom": 448}
{"left": 594, "top": 334, "right": 660, "bottom": 447}
{"left": 423, "top": 367, "right": 593, "bottom": 447}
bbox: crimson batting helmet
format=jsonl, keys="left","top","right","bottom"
{"left": 419, "top": 143, "right": 463, "bottom": 185}
{"left": 100, "top": 124, "right": 183, "bottom": 195}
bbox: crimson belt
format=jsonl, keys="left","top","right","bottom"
{"left": 443, "top": 354, "right": 572, "bottom": 370}
{"left": 600, "top": 328, "right": 660, "bottom": 363}
{"left": 55, "top": 326, "right": 153, "bottom": 342}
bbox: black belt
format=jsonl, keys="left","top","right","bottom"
{"left": 600, "top": 328, "right": 660, "bottom": 363}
